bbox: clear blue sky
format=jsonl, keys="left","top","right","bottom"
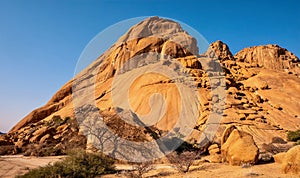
{"left": 0, "top": 0, "right": 299, "bottom": 132}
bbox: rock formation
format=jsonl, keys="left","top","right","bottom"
{"left": 221, "top": 127, "right": 259, "bottom": 165}
{"left": 0, "top": 17, "right": 299, "bottom": 167}
{"left": 280, "top": 145, "right": 300, "bottom": 174}
{"left": 235, "top": 44, "right": 299, "bottom": 73}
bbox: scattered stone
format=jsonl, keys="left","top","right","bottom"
{"left": 259, "top": 152, "right": 274, "bottom": 163}
{"left": 208, "top": 144, "right": 220, "bottom": 155}
{"left": 239, "top": 113, "right": 246, "bottom": 120}
{"left": 241, "top": 98, "right": 248, "bottom": 104}
{"left": 238, "top": 109, "right": 257, "bottom": 115}
{"left": 227, "top": 87, "right": 238, "bottom": 94}
{"left": 208, "top": 154, "right": 223, "bottom": 163}
{"left": 260, "top": 81, "right": 269, "bottom": 90}
{"left": 246, "top": 114, "right": 262, "bottom": 121}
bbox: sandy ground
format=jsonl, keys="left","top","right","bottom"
{"left": 0, "top": 155, "right": 64, "bottom": 178}
{"left": 106, "top": 162, "right": 299, "bottom": 178}
{"left": 0, "top": 155, "right": 298, "bottom": 178}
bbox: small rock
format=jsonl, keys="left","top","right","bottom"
{"left": 243, "top": 104, "right": 250, "bottom": 108}
{"left": 238, "top": 109, "right": 257, "bottom": 115}
{"left": 241, "top": 98, "right": 248, "bottom": 104}
{"left": 39, "top": 134, "right": 50, "bottom": 144}
{"left": 208, "top": 154, "right": 223, "bottom": 163}
{"left": 227, "top": 87, "right": 238, "bottom": 94}
{"left": 208, "top": 144, "right": 220, "bottom": 155}
{"left": 238, "top": 113, "right": 246, "bottom": 121}
{"left": 260, "top": 81, "right": 269, "bottom": 90}
{"left": 246, "top": 114, "right": 261, "bottom": 121}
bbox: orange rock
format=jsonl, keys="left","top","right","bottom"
{"left": 221, "top": 129, "right": 259, "bottom": 166}
{"left": 282, "top": 145, "right": 300, "bottom": 174}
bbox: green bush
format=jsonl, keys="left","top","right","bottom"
{"left": 287, "top": 130, "right": 300, "bottom": 142}
{"left": 17, "top": 149, "right": 115, "bottom": 178}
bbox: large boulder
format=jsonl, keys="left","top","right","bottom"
{"left": 274, "top": 152, "right": 286, "bottom": 164}
{"left": 281, "top": 145, "right": 300, "bottom": 174}
{"left": 221, "top": 129, "right": 259, "bottom": 166}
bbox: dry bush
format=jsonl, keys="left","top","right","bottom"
{"left": 167, "top": 151, "right": 200, "bottom": 173}
{"left": 124, "top": 161, "right": 154, "bottom": 178}
{"left": 0, "top": 145, "right": 14, "bottom": 155}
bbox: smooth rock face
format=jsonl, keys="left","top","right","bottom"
{"left": 221, "top": 129, "right": 259, "bottom": 166}
{"left": 281, "top": 145, "right": 300, "bottom": 174}
{"left": 1, "top": 17, "right": 300, "bottom": 158}
{"left": 117, "top": 16, "right": 199, "bottom": 55}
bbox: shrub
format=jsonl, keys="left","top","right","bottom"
{"left": 0, "top": 145, "right": 14, "bottom": 155}
{"left": 17, "top": 149, "right": 115, "bottom": 178}
{"left": 52, "top": 115, "right": 64, "bottom": 125}
{"left": 287, "top": 130, "right": 300, "bottom": 142}
{"left": 167, "top": 151, "right": 200, "bottom": 173}
{"left": 133, "top": 161, "right": 154, "bottom": 178}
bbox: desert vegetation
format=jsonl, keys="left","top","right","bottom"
{"left": 17, "top": 149, "right": 115, "bottom": 178}
{"left": 287, "top": 130, "right": 300, "bottom": 145}
{"left": 166, "top": 151, "right": 200, "bottom": 173}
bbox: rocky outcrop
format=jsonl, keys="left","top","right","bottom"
{"left": 3, "top": 16, "right": 201, "bottom": 156}
{"left": 2, "top": 115, "right": 86, "bottom": 156}
{"left": 206, "top": 40, "right": 234, "bottom": 61}
{"left": 117, "top": 16, "right": 198, "bottom": 55}
{"left": 221, "top": 128, "right": 259, "bottom": 166}
{"left": 9, "top": 81, "right": 73, "bottom": 133}
{"left": 235, "top": 44, "right": 300, "bottom": 74}
{"left": 205, "top": 41, "right": 300, "bottom": 152}
{"left": 2, "top": 17, "right": 300, "bottom": 159}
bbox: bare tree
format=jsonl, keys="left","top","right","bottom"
{"left": 167, "top": 151, "right": 200, "bottom": 173}
{"left": 132, "top": 161, "right": 154, "bottom": 178}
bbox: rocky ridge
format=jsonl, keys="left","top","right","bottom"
{"left": 0, "top": 17, "right": 299, "bottom": 168}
